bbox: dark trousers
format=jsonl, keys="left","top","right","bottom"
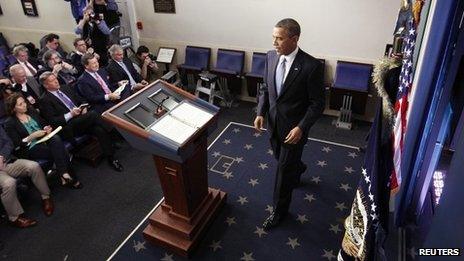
{"left": 270, "top": 132, "right": 306, "bottom": 214}
{"left": 28, "top": 136, "right": 70, "bottom": 175}
{"left": 62, "top": 111, "right": 114, "bottom": 158}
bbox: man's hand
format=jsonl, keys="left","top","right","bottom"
{"left": 108, "top": 92, "right": 120, "bottom": 100}
{"left": 81, "top": 107, "right": 88, "bottom": 114}
{"left": 284, "top": 126, "right": 303, "bottom": 144}
{"left": 143, "top": 57, "right": 151, "bottom": 66}
{"left": 52, "top": 64, "right": 63, "bottom": 74}
{"left": 71, "top": 107, "right": 82, "bottom": 117}
{"left": 118, "top": 80, "right": 128, "bottom": 86}
{"left": 254, "top": 116, "right": 264, "bottom": 133}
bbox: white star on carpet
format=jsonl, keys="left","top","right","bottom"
{"left": 212, "top": 151, "right": 221, "bottom": 157}
{"left": 267, "top": 149, "right": 273, "bottom": 155}
{"left": 348, "top": 152, "right": 358, "bottom": 158}
{"left": 133, "top": 240, "right": 146, "bottom": 252}
{"left": 209, "top": 240, "right": 222, "bottom": 252}
{"left": 304, "top": 194, "right": 316, "bottom": 203}
{"left": 311, "top": 176, "right": 322, "bottom": 184}
{"left": 371, "top": 213, "right": 378, "bottom": 220}
{"left": 232, "top": 128, "right": 241, "bottom": 133}
{"left": 248, "top": 178, "right": 259, "bottom": 187}
{"left": 371, "top": 203, "right": 377, "bottom": 212}
{"left": 225, "top": 217, "right": 236, "bottom": 226}
{"left": 322, "top": 146, "right": 332, "bottom": 153}
{"left": 329, "top": 224, "right": 342, "bottom": 234}
{"left": 253, "top": 132, "right": 261, "bottom": 137}
{"left": 368, "top": 193, "right": 374, "bottom": 201}
{"left": 258, "top": 163, "right": 268, "bottom": 170}
{"left": 296, "top": 214, "right": 309, "bottom": 224}
{"left": 316, "top": 160, "right": 327, "bottom": 167}
{"left": 335, "top": 202, "right": 347, "bottom": 211}
{"left": 254, "top": 226, "right": 268, "bottom": 238}
{"left": 286, "top": 237, "right": 301, "bottom": 249}
{"left": 161, "top": 253, "right": 174, "bottom": 261}
{"left": 237, "top": 196, "right": 249, "bottom": 205}
{"left": 408, "top": 247, "right": 417, "bottom": 259}
{"left": 240, "top": 252, "right": 255, "bottom": 261}
{"left": 235, "top": 157, "right": 244, "bottom": 163}
{"left": 364, "top": 175, "right": 371, "bottom": 183}
{"left": 265, "top": 205, "right": 274, "bottom": 214}
{"left": 322, "top": 249, "right": 336, "bottom": 260}
{"left": 340, "top": 183, "right": 352, "bottom": 191}
{"left": 344, "top": 166, "right": 354, "bottom": 174}
{"left": 244, "top": 144, "right": 253, "bottom": 150}
{"left": 223, "top": 139, "right": 231, "bottom": 145}
{"left": 222, "top": 172, "right": 234, "bottom": 179}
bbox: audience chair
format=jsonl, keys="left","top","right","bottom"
{"left": 177, "top": 46, "right": 211, "bottom": 92}
{"left": 329, "top": 61, "right": 373, "bottom": 129}
{"left": 245, "top": 52, "right": 266, "bottom": 98}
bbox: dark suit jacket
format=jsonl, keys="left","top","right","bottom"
{"left": 106, "top": 57, "right": 143, "bottom": 86}
{"left": 257, "top": 49, "right": 325, "bottom": 145}
{"left": 39, "top": 85, "right": 86, "bottom": 129}
{"left": 12, "top": 58, "right": 41, "bottom": 73}
{"left": 77, "top": 69, "right": 129, "bottom": 113}
{"left": 4, "top": 111, "right": 48, "bottom": 158}
{"left": 13, "top": 78, "right": 42, "bottom": 100}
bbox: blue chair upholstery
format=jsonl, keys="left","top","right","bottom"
{"left": 178, "top": 46, "right": 211, "bottom": 71}
{"left": 0, "top": 59, "right": 8, "bottom": 77}
{"left": 333, "top": 61, "right": 373, "bottom": 92}
{"left": 0, "top": 46, "right": 8, "bottom": 59}
{"left": 212, "top": 49, "right": 245, "bottom": 75}
{"left": 6, "top": 54, "right": 16, "bottom": 65}
{"left": 245, "top": 52, "right": 266, "bottom": 97}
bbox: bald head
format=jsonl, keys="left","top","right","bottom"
{"left": 9, "top": 64, "right": 27, "bottom": 84}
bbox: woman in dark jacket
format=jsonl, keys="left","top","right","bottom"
{"left": 4, "top": 93, "right": 82, "bottom": 189}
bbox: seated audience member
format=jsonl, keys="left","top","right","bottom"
{"left": 129, "top": 46, "right": 160, "bottom": 83}
{"left": 9, "top": 65, "right": 42, "bottom": 109}
{"left": 68, "top": 38, "right": 100, "bottom": 77}
{"left": 0, "top": 126, "right": 53, "bottom": 228}
{"left": 12, "top": 45, "right": 41, "bottom": 77}
{"left": 4, "top": 93, "right": 82, "bottom": 189}
{"left": 75, "top": 7, "right": 111, "bottom": 66}
{"left": 77, "top": 53, "right": 129, "bottom": 114}
{"left": 39, "top": 72, "right": 123, "bottom": 171}
{"left": 39, "top": 50, "right": 78, "bottom": 86}
{"left": 107, "top": 44, "right": 148, "bottom": 92}
{"left": 38, "top": 34, "right": 67, "bottom": 61}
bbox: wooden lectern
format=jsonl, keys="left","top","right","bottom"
{"left": 102, "top": 80, "right": 226, "bottom": 257}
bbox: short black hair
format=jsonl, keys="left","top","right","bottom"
{"left": 73, "top": 38, "right": 85, "bottom": 47}
{"left": 275, "top": 18, "right": 301, "bottom": 37}
{"left": 81, "top": 53, "right": 96, "bottom": 66}
{"left": 136, "top": 45, "right": 150, "bottom": 56}
{"left": 45, "top": 33, "right": 60, "bottom": 43}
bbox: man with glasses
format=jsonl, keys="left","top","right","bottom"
{"left": 38, "top": 34, "right": 67, "bottom": 61}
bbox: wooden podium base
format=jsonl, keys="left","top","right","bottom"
{"left": 143, "top": 188, "right": 226, "bottom": 257}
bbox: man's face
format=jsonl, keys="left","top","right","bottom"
{"left": 138, "top": 52, "right": 149, "bottom": 61}
{"left": 13, "top": 68, "right": 27, "bottom": 84}
{"left": 75, "top": 40, "right": 87, "bottom": 53}
{"left": 43, "top": 75, "right": 61, "bottom": 91}
{"left": 85, "top": 57, "right": 100, "bottom": 72}
{"left": 113, "top": 50, "right": 124, "bottom": 62}
{"left": 47, "top": 38, "right": 60, "bottom": 50}
{"left": 16, "top": 51, "right": 29, "bottom": 63}
{"left": 272, "top": 27, "right": 298, "bottom": 56}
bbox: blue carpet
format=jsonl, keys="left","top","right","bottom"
{"left": 109, "top": 122, "right": 364, "bottom": 261}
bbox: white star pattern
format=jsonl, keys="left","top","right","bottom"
{"left": 362, "top": 168, "right": 367, "bottom": 176}
{"left": 408, "top": 247, "right": 417, "bottom": 259}
{"left": 253, "top": 132, "right": 261, "bottom": 137}
{"left": 237, "top": 196, "right": 249, "bottom": 205}
{"left": 329, "top": 224, "right": 342, "bottom": 234}
{"left": 265, "top": 205, "right": 274, "bottom": 214}
{"left": 267, "top": 149, "right": 273, "bottom": 155}
{"left": 368, "top": 193, "right": 375, "bottom": 201}
{"left": 322, "top": 249, "right": 336, "bottom": 260}
{"left": 371, "top": 213, "right": 378, "bottom": 220}
{"left": 339, "top": 183, "right": 352, "bottom": 191}
{"left": 235, "top": 157, "right": 244, "bottom": 163}
{"left": 322, "top": 146, "right": 332, "bottom": 153}
{"left": 133, "top": 240, "right": 146, "bottom": 252}
{"left": 248, "top": 178, "right": 259, "bottom": 187}
{"left": 254, "top": 226, "right": 268, "bottom": 238}
{"left": 348, "top": 152, "right": 358, "bottom": 158}
{"left": 244, "top": 144, "right": 253, "bottom": 150}
{"left": 222, "top": 172, "right": 234, "bottom": 179}
{"left": 286, "top": 237, "right": 301, "bottom": 249}
{"left": 240, "top": 252, "right": 255, "bottom": 261}
{"left": 223, "top": 139, "right": 231, "bottom": 145}
{"left": 371, "top": 203, "right": 377, "bottom": 212}
{"left": 304, "top": 194, "right": 316, "bottom": 203}
{"left": 258, "top": 163, "right": 268, "bottom": 170}
{"left": 296, "top": 214, "right": 309, "bottom": 224}
{"left": 335, "top": 202, "right": 347, "bottom": 211}
{"left": 311, "top": 176, "right": 322, "bottom": 184}
{"left": 316, "top": 160, "right": 327, "bottom": 167}
{"left": 344, "top": 166, "right": 354, "bottom": 174}
{"left": 161, "top": 253, "right": 174, "bottom": 261}
{"left": 212, "top": 151, "right": 221, "bottom": 157}
{"left": 232, "top": 128, "right": 241, "bottom": 133}
{"left": 225, "top": 217, "right": 236, "bottom": 226}
{"left": 364, "top": 175, "right": 371, "bottom": 183}
{"left": 209, "top": 240, "right": 222, "bottom": 252}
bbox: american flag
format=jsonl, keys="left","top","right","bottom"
{"left": 391, "top": 17, "right": 417, "bottom": 192}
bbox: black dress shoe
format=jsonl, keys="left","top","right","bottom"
{"left": 109, "top": 159, "right": 124, "bottom": 172}
{"left": 262, "top": 211, "right": 287, "bottom": 231}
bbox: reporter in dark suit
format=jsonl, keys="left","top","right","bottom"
{"left": 38, "top": 72, "right": 124, "bottom": 172}
{"left": 254, "top": 18, "right": 325, "bottom": 230}
{"left": 4, "top": 93, "right": 82, "bottom": 189}
{"left": 106, "top": 44, "right": 148, "bottom": 92}
{"left": 77, "top": 53, "right": 130, "bottom": 114}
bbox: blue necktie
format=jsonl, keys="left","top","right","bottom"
{"left": 57, "top": 90, "right": 76, "bottom": 111}
{"left": 275, "top": 58, "right": 286, "bottom": 96}
{"left": 117, "top": 61, "right": 137, "bottom": 87}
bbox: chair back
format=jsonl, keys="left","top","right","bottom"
{"left": 215, "top": 49, "right": 245, "bottom": 74}
{"left": 184, "top": 46, "right": 211, "bottom": 70}
{"left": 333, "top": 61, "right": 373, "bottom": 92}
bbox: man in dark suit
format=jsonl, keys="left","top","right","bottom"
{"left": 12, "top": 45, "right": 41, "bottom": 78}
{"left": 39, "top": 72, "right": 124, "bottom": 171}
{"left": 106, "top": 44, "right": 148, "bottom": 92}
{"left": 9, "top": 65, "right": 42, "bottom": 109}
{"left": 77, "top": 53, "right": 129, "bottom": 114}
{"left": 254, "top": 18, "right": 325, "bottom": 230}
{"left": 38, "top": 34, "right": 68, "bottom": 62}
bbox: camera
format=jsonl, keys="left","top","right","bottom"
{"left": 89, "top": 11, "right": 102, "bottom": 21}
{"left": 148, "top": 54, "right": 157, "bottom": 61}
